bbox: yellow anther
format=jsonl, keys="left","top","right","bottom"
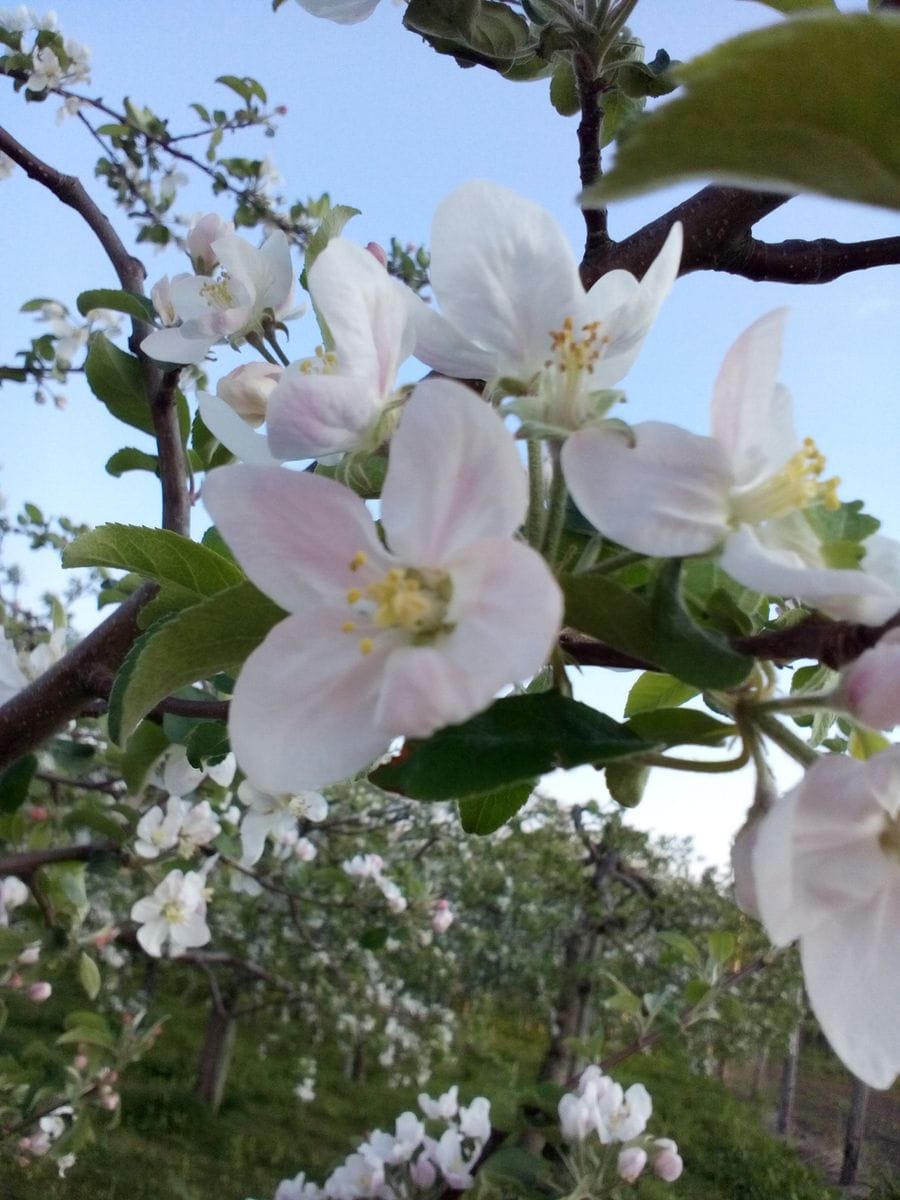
{"left": 349, "top": 551, "right": 367, "bottom": 571}
{"left": 340, "top": 620, "right": 356, "bottom": 633}
{"left": 359, "top": 637, "right": 373, "bottom": 656}
{"left": 346, "top": 587, "right": 362, "bottom": 604}
{"left": 200, "top": 275, "right": 236, "bottom": 310}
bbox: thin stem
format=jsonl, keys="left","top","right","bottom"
{"left": 541, "top": 445, "right": 570, "bottom": 564}
{"left": 583, "top": 549, "right": 645, "bottom": 576}
{"left": 640, "top": 744, "right": 748, "bottom": 774}
{"left": 751, "top": 691, "right": 837, "bottom": 717}
{"left": 754, "top": 711, "right": 819, "bottom": 767}
{"left": 525, "top": 439, "right": 546, "bottom": 550}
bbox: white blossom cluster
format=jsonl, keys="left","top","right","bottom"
{"left": 0, "top": 8, "right": 91, "bottom": 100}
{"left": 264, "top": 1085, "right": 491, "bottom": 1200}
{"left": 559, "top": 1066, "right": 683, "bottom": 1186}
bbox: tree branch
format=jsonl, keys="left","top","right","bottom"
{"left": 574, "top": 56, "right": 611, "bottom": 277}
{"left": 0, "top": 840, "right": 120, "bottom": 881}
{"left": 716, "top": 233, "right": 900, "bottom": 284}
{"left": 0, "top": 124, "right": 190, "bottom": 535}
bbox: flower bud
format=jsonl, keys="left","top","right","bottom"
{"left": 366, "top": 241, "right": 388, "bottom": 268}
{"left": 836, "top": 630, "right": 900, "bottom": 730}
{"left": 151, "top": 276, "right": 178, "bottom": 327}
{"left": 73, "top": 1053, "right": 89, "bottom": 1071}
{"left": 409, "top": 1153, "right": 437, "bottom": 1189}
{"left": 653, "top": 1140, "right": 683, "bottom": 1182}
{"left": 18, "top": 943, "right": 41, "bottom": 965}
{"left": 617, "top": 1146, "right": 647, "bottom": 1183}
{"left": 27, "top": 981, "right": 52, "bottom": 1003}
{"left": 187, "top": 213, "right": 235, "bottom": 274}
{"left": 432, "top": 899, "right": 454, "bottom": 934}
{"left": 216, "top": 362, "right": 283, "bottom": 427}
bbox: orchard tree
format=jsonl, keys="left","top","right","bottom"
{"left": 1, "top": 0, "right": 900, "bottom": 1196}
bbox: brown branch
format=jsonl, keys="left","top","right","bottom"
{"left": 581, "top": 184, "right": 788, "bottom": 285}
{"left": 0, "top": 583, "right": 152, "bottom": 771}
{"left": 574, "top": 57, "right": 610, "bottom": 277}
{"left": 716, "top": 234, "right": 900, "bottom": 284}
{"left": 0, "top": 124, "right": 190, "bottom": 535}
{"left": 0, "top": 840, "right": 120, "bottom": 881}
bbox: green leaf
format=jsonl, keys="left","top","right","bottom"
{"left": 184, "top": 721, "right": 231, "bottom": 768}
{"left": 359, "top": 927, "right": 389, "bottom": 951}
{"left": 108, "top": 582, "right": 285, "bottom": 743}
{"left": 625, "top": 707, "right": 735, "bottom": 747}
{"left": 63, "top": 524, "right": 244, "bottom": 596}
{"left": 549, "top": 58, "right": 579, "bottom": 116}
{"left": 707, "top": 930, "right": 736, "bottom": 965}
{"left": 741, "top": 0, "right": 836, "bottom": 11}
{"left": 36, "top": 862, "right": 89, "bottom": 929}
{"left": 216, "top": 74, "right": 267, "bottom": 104}
{"left": 561, "top": 574, "right": 654, "bottom": 663}
{"left": 84, "top": 333, "right": 154, "bottom": 435}
{"left": 0, "top": 754, "right": 37, "bottom": 814}
{"left": 370, "top": 692, "right": 658, "bottom": 800}
{"left": 658, "top": 930, "right": 703, "bottom": 967}
{"left": 585, "top": 13, "right": 900, "bottom": 212}
{"left": 121, "top": 721, "right": 169, "bottom": 793}
{"left": 403, "top": 0, "right": 478, "bottom": 41}
{"left": 76, "top": 289, "right": 157, "bottom": 323}
{"left": 57, "top": 1024, "right": 117, "bottom": 1052}
{"left": 604, "top": 760, "right": 649, "bottom": 808}
{"left": 458, "top": 780, "right": 535, "bottom": 834}
{"left": 624, "top": 673, "right": 698, "bottom": 716}
{"left": 648, "top": 562, "right": 753, "bottom": 689}
{"left": 0, "top": 929, "right": 26, "bottom": 966}
{"left": 78, "top": 951, "right": 102, "bottom": 1001}
{"left": 106, "top": 448, "right": 159, "bottom": 478}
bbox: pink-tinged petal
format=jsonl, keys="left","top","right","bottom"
{"left": 710, "top": 309, "right": 793, "bottom": 486}
{"left": 720, "top": 526, "right": 900, "bottom": 624}
{"left": 141, "top": 325, "right": 214, "bottom": 365}
{"left": 430, "top": 181, "right": 582, "bottom": 380}
{"left": 311, "top": 239, "right": 414, "bottom": 394}
{"left": 202, "top": 464, "right": 387, "bottom": 610}
{"left": 581, "top": 223, "right": 682, "bottom": 388}
{"left": 214, "top": 230, "right": 292, "bottom": 315}
{"left": 197, "top": 392, "right": 279, "bottom": 465}
{"left": 411, "top": 294, "right": 499, "bottom": 379}
{"left": 374, "top": 645, "right": 491, "bottom": 738}
{"left": 801, "top": 880, "right": 900, "bottom": 1089}
{"left": 169, "top": 274, "right": 233, "bottom": 322}
{"left": 838, "top": 630, "right": 900, "bottom": 730}
{"left": 863, "top": 534, "right": 900, "bottom": 595}
{"left": 266, "top": 368, "right": 383, "bottom": 459}
{"left": 562, "top": 422, "right": 732, "bottom": 557}
{"left": 228, "top": 610, "right": 393, "bottom": 792}
{"left": 441, "top": 537, "right": 563, "bottom": 687}
{"left": 296, "top": 0, "right": 381, "bottom": 21}
{"left": 381, "top": 380, "right": 527, "bottom": 563}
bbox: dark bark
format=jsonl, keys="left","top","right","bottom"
{"left": 195, "top": 1002, "right": 237, "bottom": 1112}
{"left": 839, "top": 1075, "right": 870, "bottom": 1187}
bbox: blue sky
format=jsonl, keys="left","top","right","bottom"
{"left": 1, "top": 0, "right": 896, "bottom": 864}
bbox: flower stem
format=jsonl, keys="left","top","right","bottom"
{"left": 525, "top": 439, "right": 546, "bottom": 550}
{"left": 753, "top": 711, "right": 819, "bottom": 767}
{"left": 541, "top": 445, "right": 570, "bottom": 565}
{"left": 641, "top": 743, "right": 748, "bottom": 774}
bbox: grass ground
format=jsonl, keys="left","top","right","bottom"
{"left": 1, "top": 983, "right": 854, "bottom": 1200}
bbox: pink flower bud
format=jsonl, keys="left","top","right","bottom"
{"left": 409, "top": 1153, "right": 437, "bottom": 1189}
{"left": 187, "top": 213, "right": 235, "bottom": 274}
{"left": 366, "top": 241, "right": 388, "bottom": 268}
{"left": 27, "top": 805, "right": 49, "bottom": 822}
{"left": 73, "top": 1054, "right": 89, "bottom": 1071}
{"left": 837, "top": 630, "right": 900, "bottom": 730}
{"left": 99, "top": 1090, "right": 120, "bottom": 1111}
{"left": 653, "top": 1146, "right": 683, "bottom": 1182}
{"left": 7, "top": 973, "right": 23, "bottom": 989}
{"left": 432, "top": 899, "right": 454, "bottom": 934}
{"left": 216, "top": 362, "right": 283, "bottom": 427}
{"left": 617, "top": 1146, "right": 647, "bottom": 1184}
{"left": 27, "top": 981, "right": 52, "bottom": 1003}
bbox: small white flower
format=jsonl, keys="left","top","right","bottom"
{"left": 130, "top": 869, "right": 210, "bottom": 958}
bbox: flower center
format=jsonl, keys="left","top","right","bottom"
{"left": 341, "top": 554, "right": 453, "bottom": 656}
{"left": 534, "top": 317, "right": 614, "bottom": 430}
{"left": 297, "top": 345, "right": 338, "bottom": 375}
{"left": 200, "top": 274, "right": 237, "bottom": 311}
{"left": 730, "top": 437, "right": 841, "bottom": 526}
{"left": 160, "top": 900, "right": 186, "bottom": 925}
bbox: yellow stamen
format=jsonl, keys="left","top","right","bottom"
{"left": 731, "top": 436, "right": 842, "bottom": 525}
{"left": 346, "top": 587, "right": 362, "bottom": 604}
{"left": 349, "top": 551, "right": 367, "bottom": 571}
{"left": 340, "top": 620, "right": 356, "bottom": 633}
{"left": 359, "top": 637, "right": 373, "bottom": 656}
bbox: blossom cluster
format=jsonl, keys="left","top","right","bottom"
{"left": 267, "top": 1085, "right": 491, "bottom": 1200}
{"left": 559, "top": 1066, "right": 683, "bottom": 1186}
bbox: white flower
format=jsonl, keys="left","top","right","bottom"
{"left": 237, "top": 782, "right": 327, "bottom": 866}
{"left": 836, "top": 629, "right": 900, "bottom": 730}
{"left": 295, "top": 0, "right": 381, "bottom": 22}
{"left": 26, "top": 45, "right": 63, "bottom": 91}
{"left": 130, "top": 869, "right": 210, "bottom": 958}
{"left": 178, "top": 800, "right": 221, "bottom": 855}
{"left": 265, "top": 238, "right": 418, "bottom": 459}
{"left": 562, "top": 309, "right": 900, "bottom": 625}
{"left": 142, "top": 229, "right": 297, "bottom": 365}
{"left": 0, "top": 151, "right": 16, "bottom": 180}
{"left": 197, "top": 362, "right": 285, "bottom": 465}
{"left": 343, "top": 853, "right": 384, "bottom": 880}
{"left": 747, "top": 748, "right": 900, "bottom": 1088}
{"left": 433, "top": 1128, "right": 478, "bottom": 1190}
{"left": 275, "top": 1171, "right": 321, "bottom": 1200}
{"left": 414, "top": 180, "right": 681, "bottom": 435}
{"left": 0, "top": 634, "right": 29, "bottom": 706}
{"left": 432, "top": 899, "right": 454, "bottom": 934}
{"left": 458, "top": 1096, "right": 491, "bottom": 1143}
{"left": 134, "top": 799, "right": 183, "bottom": 859}
{"left": 324, "top": 1149, "right": 385, "bottom": 1199}
{"left": 418, "top": 1084, "right": 458, "bottom": 1121}
{"left": 0, "top": 875, "right": 29, "bottom": 925}
{"left": 203, "top": 378, "right": 563, "bottom": 793}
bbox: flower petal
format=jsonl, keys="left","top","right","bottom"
{"left": 381, "top": 380, "right": 527, "bottom": 562}
{"left": 710, "top": 309, "right": 794, "bottom": 486}
{"left": 296, "top": 0, "right": 381, "bottom": 21}
{"left": 720, "top": 525, "right": 900, "bottom": 624}
{"left": 562, "top": 421, "right": 732, "bottom": 556}
{"left": 374, "top": 645, "right": 491, "bottom": 738}
{"left": 266, "top": 369, "right": 383, "bottom": 459}
{"left": 141, "top": 325, "right": 214, "bottom": 366}
{"left": 229, "top": 609, "right": 394, "bottom": 792}
{"left": 202, "top": 464, "right": 387, "bottom": 611}
{"left": 198, "top": 391, "right": 279, "bottom": 465}
{"left": 311, "top": 238, "right": 415, "bottom": 395}
{"left": 410, "top": 294, "right": 499, "bottom": 379}
{"left": 429, "top": 180, "right": 582, "bottom": 381}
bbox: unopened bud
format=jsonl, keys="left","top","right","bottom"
{"left": 617, "top": 1146, "right": 648, "bottom": 1183}
{"left": 73, "top": 1053, "right": 89, "bottom": 1071}
{"left": 653, "top": 1141, "right": 683, "bottom": 1183}
{"left": 186, "top": 213, "right": 235, "bottom": 274}
{"left": 27, "top": 981, "right": 52, "bottom": 1003}
{"left": 216, "top": 361, "right": 283, "bottom": 427}
{"left": 432, "top": 899, "right": 454, "bottom": 934}
{"left": 366, "top": 241, "right": 388, "bottom": 268}
{"left": 836, "top": 630, "right": 900, "bottom": 731}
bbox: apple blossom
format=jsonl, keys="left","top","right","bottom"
{"left": 130, "top": 869, "right": 210, "bottom": 958}
{"left": 836, "top": 629, "right": 900, "bottom": 730}
{"left": 617, "top": 1146, "right": 648, "bottom": 1184}
{"left": 142, "top": 227, "right": 297, "bottom": 365}
{"left": 746, "top": 747, "right": 900, "bottom": 1088}
{"left": 414, "top": 180, "right": 681, "bottom": 435}
{"left": 186, "top": 213, "right": 235, "bottom": 274}
{"left": 237, "top": 782, "right": 328, "bottom": 866}
{"left": 27, "top": 981, "right": 52, "bottom": 1002}
{"left": 0, "top": 875, "right": 29, "bottom": 925}
{"left": 265, "top": 238, "right": 418, "bottom": 460}
{"left": 418, "top": 1084, "right": 458, "bottom": 1121}
{"left": 432, "top": 899, "right": 454, "bottom": 934}
{"left": 203, "top": 378, "right": 563, "bottom": 794}
{"left": 562, "top": 309, "right": 900, "bottom": 625}
{"left": 652, "top": 1140, "right": 684, "bottom": 1182}
{"left": 275, "top": 1171, "right": 321, "bottom": 1200}
{"left": 134, "top": 799, "right": 183, "bottom": 859}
